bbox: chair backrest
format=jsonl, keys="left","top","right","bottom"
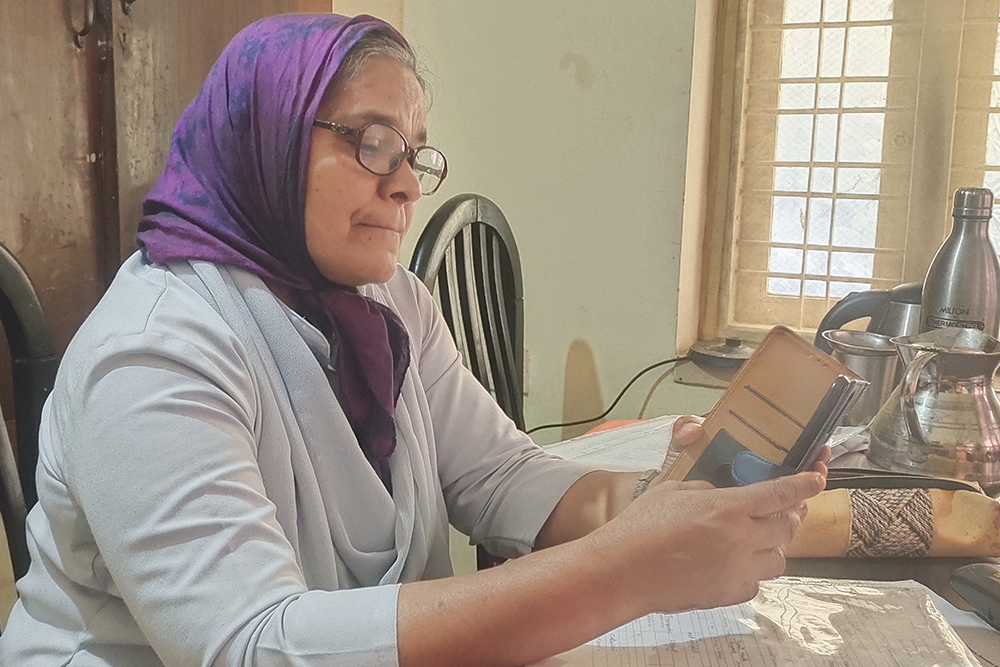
{"left": 409, "top": 194, "right": 525, "bottom": 430}
{"left": 0, "top": 242, "right": 59, "bottom": 580}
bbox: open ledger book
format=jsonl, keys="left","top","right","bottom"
{"left": 664, "top": 326, "right": 867, "bottom": 486}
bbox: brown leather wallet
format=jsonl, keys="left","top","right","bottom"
{"left": 666, "top": 326, "right": 862, "bottom": 481}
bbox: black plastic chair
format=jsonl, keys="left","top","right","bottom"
{"left": 0, "top": 243, "right": 59, "bottom": 581}
{"left": 409, "top": 193, "right": 524, "bottom": 569}
{"left": 410, "top": 193, "right": 525, "bottom": 429}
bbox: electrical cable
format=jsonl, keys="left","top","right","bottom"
{"left": 525, "top": 356, "right": 689, "bottom": 435}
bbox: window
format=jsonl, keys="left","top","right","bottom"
{"left": 961, "top": 2, "right": 1000, "bottom": 251}
{"left": 702, "top": 0, "right": 1000, "bottom": 339}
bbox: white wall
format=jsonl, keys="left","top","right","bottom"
{"left": 333, "top": 0, "right": 401, "bottom": 29}
{"left": 399, "top": 2, "right": 721, "bottom": 443}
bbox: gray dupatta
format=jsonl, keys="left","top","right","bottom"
{"left": 173, "top": 259, "right": 452, "bottom": 590}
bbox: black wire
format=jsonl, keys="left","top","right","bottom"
{"left": 525, "top": 356, "right": 689, "bottom": 435}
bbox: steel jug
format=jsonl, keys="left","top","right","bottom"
{"left": 821, "top": 330, "right": 898, "bottom": 426}
{"left": 868, "top": 328, "right": 1000, "bottom": 490}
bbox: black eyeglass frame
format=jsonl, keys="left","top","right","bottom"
{"left": 312, "top": 119, "right": 448, "bottom": 195}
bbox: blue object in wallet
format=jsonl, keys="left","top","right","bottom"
{"left": 685, "top": 429, "right": 793, "bottom": 487}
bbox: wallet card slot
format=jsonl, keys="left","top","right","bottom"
{"left": 743, "top": 384, "right": 806, "bottom": 429}
{"left": 728, "top": 409, "right": 790, "bottom": 454}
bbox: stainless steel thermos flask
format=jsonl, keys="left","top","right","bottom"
{"left": 920, "top": 188, "right": 1000, "bottom": 337}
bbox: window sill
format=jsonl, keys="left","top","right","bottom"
{"left": 673, "top": 357, "right": 738, "bottom": 389}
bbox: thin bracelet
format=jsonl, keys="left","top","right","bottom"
{"left": 632, "top": 468, "right": 660, "bottom": 501}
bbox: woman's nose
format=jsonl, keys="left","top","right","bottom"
{"left": 383, "top": 159, "right": 422, "bottom": 204}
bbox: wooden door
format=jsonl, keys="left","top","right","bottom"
{"left": 0, "top": 1, "right": 104, "bottom": 353}
{"left": 0, "top": 0, "right": 329, "bottom": 479}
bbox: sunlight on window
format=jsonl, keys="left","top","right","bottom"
{"left": 984, "top": 7, "right": 1000, "bottom": 253}
{"left": 716, "top": 0, "right": 1000, "bottom": 335}
{"left": 767, "top": 0, "right": 892, "bottom": 298}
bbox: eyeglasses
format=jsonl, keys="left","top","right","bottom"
{"left": 312, "top": 119, "right": 448, "bottom": 196}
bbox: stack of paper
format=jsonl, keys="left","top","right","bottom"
{"left": 535, "top": 577, "right": 991, "bottom": 666}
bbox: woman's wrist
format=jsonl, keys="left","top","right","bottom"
{"left": 631, "top": 468, "right": 660, "bottom": 501}
{"left": 577, "top": 525, "right": 650, "bottom": 625}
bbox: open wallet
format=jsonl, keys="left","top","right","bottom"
{"left": 664, "top": 326, "right": 868, "bottom": 487}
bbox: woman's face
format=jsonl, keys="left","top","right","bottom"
{"left": 304, "top": 55, "right": 427, "bottom": 287}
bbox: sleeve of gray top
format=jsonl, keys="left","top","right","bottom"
{"left": 60, "top": 330, "right": 401, "bottom": 667}
{"left": 405, "top": 274, "right": 597, "bottom": 559}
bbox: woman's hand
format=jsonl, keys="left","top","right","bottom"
{"left": 670, "top": 415, "right": 704, "bottom": 447}
{"left": 648, "top": 415, "right": 829, "bottom": 529}
{"left": 590, "top": 470, "right": 826, "bottom": 617}
{"left": 655, "top": 416, "right": 832, "bottom": 485}
{"left": 402, "top": 417, "right": 829, "bottom": 666}
{"left": 535, "top": 415, "right": 831, "bottom": 550}
{"left": 649, "top": 416, "right": 704, "bottom": 488}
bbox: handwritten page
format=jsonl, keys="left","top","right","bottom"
{"left": 534, "top": 577, "right": 982, "bottom": 667}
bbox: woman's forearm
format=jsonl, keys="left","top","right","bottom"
{"left": 533, "top": 470, "right": 642, "bottom": 549}
{"left": 398, "top": 470, "right": 825, "bottom": 666}
{"left": 397, "top": 531, "right": 634, "bottom": 667}
{"left": 396, "top": 472, "right": 646, "bottom": 665}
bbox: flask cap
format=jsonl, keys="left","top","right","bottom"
{"left": 953, "top": 187, "right": 994, "bottom": 219}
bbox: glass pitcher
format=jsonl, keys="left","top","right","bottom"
{"left": 868, "top": 328, "right": 1000, "bottom": 490}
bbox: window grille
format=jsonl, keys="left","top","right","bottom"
{"left": 709, "top": 0, "right": 1000, "bottom": 336}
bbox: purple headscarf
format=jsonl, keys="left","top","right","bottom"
{"left": 137, "top": 13, "right": 412, "bottom": 493}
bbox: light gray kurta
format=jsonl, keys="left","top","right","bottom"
{"left": 0, "top": 253, "right": 594, "bottom": 666}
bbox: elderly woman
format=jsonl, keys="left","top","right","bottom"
{"left": 0, "top": 13, "right": 824, "bottom": 667}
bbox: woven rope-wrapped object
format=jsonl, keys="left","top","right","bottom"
{"left": 846, "top": 488, "right": 934, "bottom": 557}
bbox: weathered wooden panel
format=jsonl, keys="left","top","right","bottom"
{"left": 0, "top": 0, "right": 330, "bottom": 451}
{"left": 112, "top": 0, "right": 332, "bottom": 262}
{"left": 0, "top": 2, "right": 103, "bottom": 352}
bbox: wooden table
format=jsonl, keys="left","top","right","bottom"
{"left": 786, "top": 556, "right": 1000, "bottom": 610}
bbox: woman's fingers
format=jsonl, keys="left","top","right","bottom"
{"left": 751, "top": 508, "right": 802, "bottom": 547}
{"left": 810, "top": 445, "right": 831, "bottom": 476}
{"left": 734, "top": 472, "right": 826, "bottom": 518}
{"left": 652, "top": 479, "right": 714, "bottom": 493}
{"left": 814, "top": 445, "right": 831, "bottom": 466}
{"left": 752, "top": 547, "right": 787, "bottom": 581}
{"left": 660, "top": 416, "right": 705, "bottom": 474}
{"left": 670, "top": 417, "right": 703, "bottom": 450}
{"left": 678, "top": 479, "right": 715, "bottom": 491}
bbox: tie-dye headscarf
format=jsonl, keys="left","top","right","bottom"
{"left": 137, "top": 13, "right": 412, "bottom": 492}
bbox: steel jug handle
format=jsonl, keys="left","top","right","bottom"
{"left": 901, "top": 349, "right": 935, "bottom": 448}
{"left": 814, "top": 290, "right": 892, "bottom": 353}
